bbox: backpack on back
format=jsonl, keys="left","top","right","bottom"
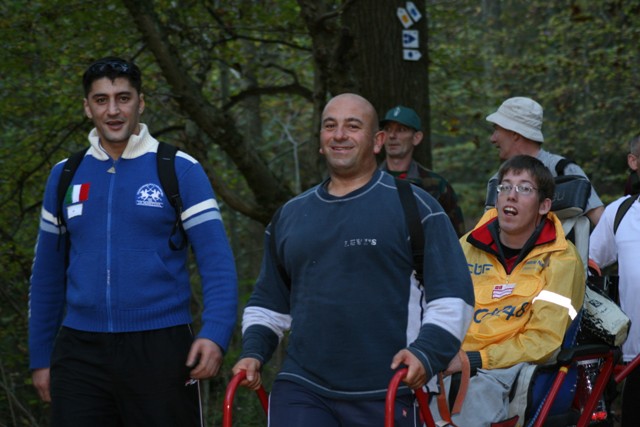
{"left": 56, "top": 141, "right": 187, "bottom": 251}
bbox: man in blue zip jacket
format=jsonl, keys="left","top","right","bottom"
{"left": 28, "top": 57, "right": 238, "bottom": 426}
{"left": 232, "top": 93, "right": 474, "bottom": 426}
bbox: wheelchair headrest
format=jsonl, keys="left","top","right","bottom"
{"left": 551, "top": 175, "right": 591, "bottom": 219}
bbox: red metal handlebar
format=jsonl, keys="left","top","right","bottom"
{"left": 222, "top": 370, "right": 269, "bottom": 427}
{"left": 385, "top": 368, "right": 436, "bottom": 427}
{"left": 533, "top": 350, "right": 617, "bottom": 427}
{"left": 385, "top": 352, "right": 640, "bottom": 427}
{"left": 615, "top": 352, "right": 640, "bottom": 384}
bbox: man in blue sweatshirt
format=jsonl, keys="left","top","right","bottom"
{"left": 29, "top": 57, "right": 238, "bottom": 426}
{"left": 232, "top": 93, "right": 474, "bottom": 426}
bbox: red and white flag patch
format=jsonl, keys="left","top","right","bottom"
{"left": 492, "top": 284, "right": 515, "bottom": 299}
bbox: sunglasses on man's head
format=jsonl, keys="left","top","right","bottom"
{"left": 88, "top": 60, "right": 131, "bottom": 73}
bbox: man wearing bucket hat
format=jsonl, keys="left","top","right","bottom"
{"left": 380, "top": 105, "right": 466, "bottom": 236}
{"left": 484, "top": 97, "right": 604, "bottom": 225}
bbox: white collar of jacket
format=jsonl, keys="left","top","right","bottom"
{"left": 87, "top": 123, "right": 158, "bottom": 161}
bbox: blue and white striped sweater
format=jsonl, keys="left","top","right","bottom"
{"left": 29, "top": 125, "right": 237, "bottom": 369}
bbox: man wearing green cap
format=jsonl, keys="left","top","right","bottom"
{"left": 379, "top": 105, "right": 466, "bottom": 236}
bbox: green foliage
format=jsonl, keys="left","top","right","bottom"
{"left": 428, "top": 0, "right": 640, "bottom": 226}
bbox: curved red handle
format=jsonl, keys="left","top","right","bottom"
{"left": 222, "top": 370, "right": 269, "bottom": 427}
{"left": 385, "top": 368, "right": 436, "bottom": 427}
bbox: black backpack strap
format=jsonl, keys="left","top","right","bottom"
{"left": 157, "top": 141, "right": 187, "bottom": 250}
{"left": 555, "top": 157, "right": 575, "bottom": 176}
{"left": 57, "top": 147, "right": 90, "bottom": 231}
{"left": 56, "top": 147, "right": 89, "bottom": 285}
{"left": 485, "top": 177, "right": 499, "bottom": 208}
{"left": 614, "top": 195, "right": 637, "bottom": 235}
{"left": 396, "top": 179, "right": 425, "bottom": 285}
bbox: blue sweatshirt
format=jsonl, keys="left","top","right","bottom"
{"left": 29, "top": 125, "right": 238, "bottom": 369}
{"left": 240, "top": 170, "right": 474, "bottom": 400}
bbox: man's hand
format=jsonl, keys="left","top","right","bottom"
{"left": 232, "top": 358, "right": 263, "bottom": 390}
{"left": 32, "top": 368, "right": 51, "bottom": 402}
{"left": 186, "top": 338, "right": 223, "bottom": 379}
{"left": 390, "top": 349, "right": 428, "bottom": 389}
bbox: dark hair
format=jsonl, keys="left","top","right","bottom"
{"left": 498, "top": 154, "right": 555, "bottom": 202}
{"left": 82, "top": 57, "right": 142, "bottom": 97}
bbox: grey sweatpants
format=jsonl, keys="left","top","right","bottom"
{"left": 429, "top": 363, "right": 527, "bottom": 427}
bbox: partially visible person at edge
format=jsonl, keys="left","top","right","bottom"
{"left": 589, "top": 135, "right": 640, "bottom": 426}
{"left": 438, "top": 155, "right": 585, "bottom": 426}
{"left": 379, "top": 105, "right": 466, "bottom": 237}
{"left": 28, "top": 56, "right": 238, "bottom": 426}
{"left": 484, "top": 96, "right": 604, "bottom": 226}
{"left": 232, "top": 93, "right": 474, "bottom": 427}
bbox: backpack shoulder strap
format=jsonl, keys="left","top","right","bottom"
{"left": 554, "top": 157, "right": 575, "bottom": 176}
{"left": 57, "top": 147, "right": 90, "bottom": 229}
{"left": 56, "top": 147, "right": 89, "bottom": 276}
{"left": 485, "top": 177, "right": 498, "bottom": 208}
{"left": 614, "top": 195, "right": 637, "bottom": 235}
{"left": 156, "top": 141, "right": 187, "bottom": 250}
{"left": 396, "top": 179, "right": 425, "bottom": 285}
{"left": 157, "top": 141, "right": 180, "bottom": 208}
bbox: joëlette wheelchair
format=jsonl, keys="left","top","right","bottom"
{"left": 223, "top": 176, "right": 638, "bottom": 426}
{"left": 222, "top": 348, "right": 640, "bottom": 427}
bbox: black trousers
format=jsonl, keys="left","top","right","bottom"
{"left": 50, "top": 325, "right": 202, "bottom": 427}
{"left": 621, "top": 363, "right": 640, "bottom": 427}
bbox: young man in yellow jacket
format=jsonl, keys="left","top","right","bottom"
{"left": 438, "top": 154, "right": 585, "bottom": 426}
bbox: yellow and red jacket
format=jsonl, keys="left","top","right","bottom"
{"left": 461, "top": 209, "right": 585, "bottom": 370}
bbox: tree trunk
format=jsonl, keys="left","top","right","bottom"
{"left": 298, "top": 0, "right": 432, "bottom": 168}
{"left": 345, "top": 0, "right": 432, "bottom": 167}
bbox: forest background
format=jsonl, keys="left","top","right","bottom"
{"left": 2, "top": 1, "right": 639, "bottom": 426}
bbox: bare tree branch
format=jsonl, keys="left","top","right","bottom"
{"left": 224, "top": 83, "right": 313, "bottom": 110}
{"left": 122, "top": 0, "right": 294, "bottom": 224}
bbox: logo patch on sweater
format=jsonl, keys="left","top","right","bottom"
{"left": 343, "top": 238, "right": 377, "bottom": 247}
{"left": 136, "top": 183, "right": 164, "bottom": 208}
{"left": 492, "top": 284, "right": 515, "bottom": 299}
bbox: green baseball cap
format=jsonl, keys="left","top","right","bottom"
{"left": 380, "top": 106, "right": 422, "bottom": 131}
